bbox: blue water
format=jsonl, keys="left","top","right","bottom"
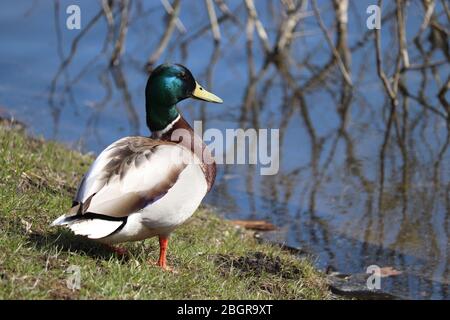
{"left": 0, "top": 1, "right": 448, "bottom": 299}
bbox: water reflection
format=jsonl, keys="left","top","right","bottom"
{"left": 0, "top": 0, "right": 448, "bottom": 299}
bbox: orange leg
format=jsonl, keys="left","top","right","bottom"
{"left": 157, "top": 235, "right": 169, "bottom": 269}
{"left": 105, "top": 244, "right": 128, "bottom": 257}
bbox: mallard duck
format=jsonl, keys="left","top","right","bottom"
{"left": 51, "top": 64, "right": 222, "bottom": 270}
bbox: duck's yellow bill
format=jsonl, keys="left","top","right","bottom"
{"left": 192, "top": 82, "right": 223, "bottom": 103}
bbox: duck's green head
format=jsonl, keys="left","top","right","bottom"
{"left": 145, "top": 63, "right": 223, "bottom": 132}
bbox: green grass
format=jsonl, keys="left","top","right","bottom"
{"left": 0, "top": 125, "right": 333, "bottom": 299}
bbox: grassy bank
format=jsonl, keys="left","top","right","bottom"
{"left": 0, "top": 124, "right": 333, "bottom": 299}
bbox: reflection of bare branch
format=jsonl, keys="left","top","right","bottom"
{"left": 438, "top": 76, "right": 450, "bottom": 116}
{"left": 49, "top": 6, "right": 105, "bottom": 123}
{"left": 79, "top": 68, "right": 113, "bottom": 148}
{"left": 102, "top": 0, "right": 114, "bottom": 26}
{"left": 161, "top": 0, "right": 186, "bottom": 33}
{"left": 420, "top": 0, "right": 435, "bottom": 32}
{"left": 180, "top": 4, "right": 243, "bottom": 51}
{"left": 399, "top": 81, "right": 447, "bottom": 119}
{"left": 375, "top": 5, "right": 397, "bottom": 105}
{"left": 244, "top": 0, "right": 270, "bottom": 54}
{"left": 199, "top": 42, "right": 221, "bottom": 125}
{"left": 214, "top": 0, "right": 236, "bottom": 20}
{"left": 110, "top": 65, "right": 140, "bottom": 135}
{"left": 52, "top": 8, "right": 104, "bottom": 82}
{"left": 110, "top": 0, "right": 129, "bottom": 66}
{"left": 396, "top": 0, "right": 409, "bottom": 68}
{"left": 205, "top": 0, "right": 221, "bottom": 43}
{"left": 312, "top": 0, "right": 352, "bottom": 87}
{"left": 274, "top": 0, "right": 310, "bottom": 56}
{"left": 146, "top": 0, "right": 181, "bottom": 71}
{"left": 101, "top": 0, "right": 115, "bottom": 50}
{"left": 350, "top": 8, "right": 396, "bottom": 52}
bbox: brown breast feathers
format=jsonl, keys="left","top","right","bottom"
{"left": 153, "top": 116, "right": 216, "bottom": 192}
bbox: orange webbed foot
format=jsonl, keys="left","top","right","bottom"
{"left": 150, "top": 235, "right": 178, "bottom": 273}
{"left": 105, "top": 244, "right": 129, "bottom": 258}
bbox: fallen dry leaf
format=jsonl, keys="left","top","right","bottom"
{"left": 20, "top": 218, "right": 33, "bottom": 234}
{"left": 230, "top": 220, "right": 276, "bottom": 231}
{"left": 379, "top": 266, "right": 402, "bottom": 277}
